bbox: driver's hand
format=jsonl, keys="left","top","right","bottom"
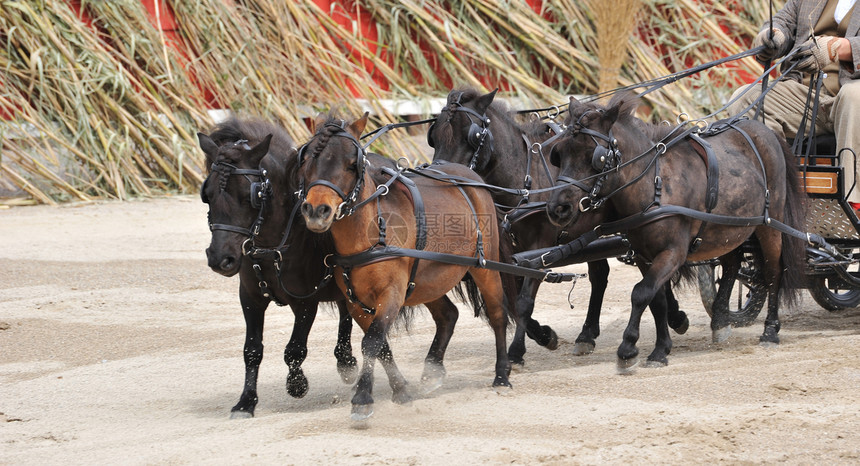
{"left": 753, "top": 28, "right": 788, "bottom": 62}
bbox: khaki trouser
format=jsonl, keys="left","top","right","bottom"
{"left": 727, "top": 79, "right": 860, "bottom": 203}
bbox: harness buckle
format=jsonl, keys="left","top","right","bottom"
{"left": 335, "top": 201, "right": 348, "bottom": 220}
{"left": 242, "top": 238, "right": 253, "bottom": 256}
{"left": 540, "top": 251, "right": 554, "bottom": 268}
{"left": 579, "top": 197, "right": 593, "bottom": 212}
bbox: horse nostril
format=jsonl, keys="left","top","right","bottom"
{"left": 301, "top": 202, "right": 314, "bottom": 218}
{"left": 554, "top": 203, "right": 572, "bottom": 219}
{"left": 219, "top": 256, "right": 235, "bottom": 271}
{"left": 317, "top": 204, "right": 332, "bottom": 218}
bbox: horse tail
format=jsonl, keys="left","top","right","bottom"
{"left": 452, "top": 274, "right": 486, "bottom": 319}
{"left": 777, "top": 137, "right": 808, "bottom": 306}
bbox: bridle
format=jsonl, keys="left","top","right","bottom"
{"left": 553, "top": 110, "right": 623, "bottom": 212}
{"left": 298, "top": 122, "right": 377, "bottom": 220}
{"left": 200, "top": 140, "right": 272, "bottom": 240}
{"left": 427, "top": 92, "right": 494, "bottom": 171}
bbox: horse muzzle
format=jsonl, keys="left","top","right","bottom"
{"left": 206, "top": 246, "right": 241, "bottom": 277}
{"left": 301, "top": 201, "right": 335, "bottom": 233}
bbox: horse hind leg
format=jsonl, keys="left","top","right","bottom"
{"left": 421, "top": 296, "right": 459, "bottom": 394}
{"left": 468, "top": 268, "right": 512, "bottom": 389}
{"left": 334, "top": 300, "right": 358, "bottom": 384}
{"left": 710, "top": 252, "right": 742, "bottom": 343}
{"left": 755, "top": 228, "right": 784, "bottom": 346}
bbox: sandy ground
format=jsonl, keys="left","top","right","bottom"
{"left": 2, "top": 196, "right": 860, "bottom": 465}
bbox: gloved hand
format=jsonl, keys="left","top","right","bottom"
{"left": 752, "top": 28, "right": 788, "bottom": 62}
{"left": 795, "top": 36, "right": 843, "bottom": 73}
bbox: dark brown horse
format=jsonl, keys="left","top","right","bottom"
{"left": 428, "top": 88, "right": 689, "bottom": 362}
{"left": 198, "top": 117, "right": 357, "bottom": 418}
{"left": 546, "top": 93, "right": 806, "bottom": 372}
{"left": 299, "top": 112, "right": 514, "bottom": 421}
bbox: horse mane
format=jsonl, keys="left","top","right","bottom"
{"left": 608, "top": 93, "right": 674, "bottom": 142}
{"left": 445, "top": 86, "right": 550, "bottom": 142}
{"left": 208, "top": 116, "right": 295, "bottom": 166}
{"left": 309, "top": 113, "right": 348, "bottom": 160}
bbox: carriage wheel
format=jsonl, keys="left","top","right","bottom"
{"left": 697, "top": 248, "right": 767, "bottom": 327}
{"left": 808, "top": 247, "right": 860, "bottom": 311}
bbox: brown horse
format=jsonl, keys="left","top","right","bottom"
{"left": 546, "top": 93, "right": 806, "bottom": 372}
{"left": 299, "top": 112, "right": 514, "bottom": 421}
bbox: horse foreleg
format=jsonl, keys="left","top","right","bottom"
{"left": 618, "top": 252, "right": 682, "bottom": 374}
{"left": 352, "top": 317, "right": 383, "bottom": 421}
{"left": 664, "top": 285, "right": 689, "bottom": 335}
{"left": 231, "top": 289, "right": 267, "bottom": 419}
{"left": 334, "top": 300, "right": 358, "bottom": 384}
{"left": 522, "top": 280, "right": 559, "bottom": 351}
{"left": 283, "top": 302, "right": 316, "bottom": 399}
{"left": 644, "top": 285, "right": 672, "bottom": 367}
{"left": 574, "top": 259, "right": 610, "bottom": 356}
{"left": 508, "top": 277, "right": 547, "bottom": 366}
{"left": 421, "top": 296, "right": 459, "bottom": 393}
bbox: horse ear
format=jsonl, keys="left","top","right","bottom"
{"left": 198, "top": 132, "right": 218, "bottom": 165}
{"left": 312, "top": 113, "right": 328, "bottom": 133}
{"left": 606, "top": 92, "right": 639, "bottom": 124}
{"left": 474, "top": 88, "right": 498, "bottom": 114}
{"left": 248, "top": 134, "right": 273, "bottom": 165}
{"left": 348, "top": 112, "right": 369, "bottom": 138}
{"left": 565, "top": 96, "right": 580, "bottom": 125}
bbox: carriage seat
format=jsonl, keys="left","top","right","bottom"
{"left": 790, "top": 134, "right": 840, "bottom": 196}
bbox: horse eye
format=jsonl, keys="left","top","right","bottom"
{"left": 347, "top": 162, "right": 357, "bottom": 172}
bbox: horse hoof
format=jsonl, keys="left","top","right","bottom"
{"left": 544, "top": 329, "right": 559, "bottom": 351}
{"left": 338, "top": 361, "right": 359, "bottom": 385}
{"left": 572, "top": 342, "right": 595, "bottom": 356}
{"left": 392, "top": 389, "right": 413, "bottom": 406}
{"left": 759, "top": 334, "right": 780, "bottom": 347}
{"left": 229, "top": 410, "right": 253, "bottom": 420}
{"left": 420, "top": 376, "right": 444, "bottom": 395}
{"left": 493, "top": 384, "right": 513, "bottom": 396}
{"left": 616, "top": 357, "right": 639, "bottom": 375}
{"left": 672, "top": 317, "right": 689, "bottom": 335}
{"left": 350, "top": 404, "right": 374, "bottom": 422}
{"left": 643, "top": 359, "right": 668, "bottom": 368}
{"left": 286, "top": 372, "right": 309, "bottom": 399}
{"left": 712, "top": 326, "right": 732, "bottom": 344}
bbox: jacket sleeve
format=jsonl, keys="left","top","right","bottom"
{"left": 765, "top": 0, "right": 801, "bottom": 44}
{"left": 847, "top": 36, "right": 860, "bottom": 78}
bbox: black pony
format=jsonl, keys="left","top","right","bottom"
{"left": 546, "top": 94, "right": 807, "bottom": 371}
{"left": 198, "top": 117, "right": 357, "bottom": 418}
{"left": 428, "top": 88, "right": 689, "bottom": 363}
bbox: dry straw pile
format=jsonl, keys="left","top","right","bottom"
{"left": 0, "top": 0, "right": 779, "bottom": 205}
